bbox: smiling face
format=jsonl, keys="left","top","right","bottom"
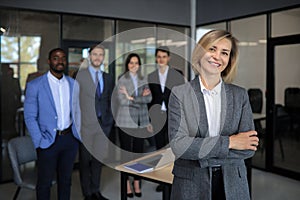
{"left": 156, "top": 50, "right": 170, "bottom": 68}
{"left": 89, "top": 47, "right": 105, "bottom": 69}
{"left": 48, "top": 49, "right": 67, "bottom": 77}
{"left": 128, "top": 56, "right": 140, "bottom": 75}
{"left": 199, "top": 38, "right": 232, "bottom": 78}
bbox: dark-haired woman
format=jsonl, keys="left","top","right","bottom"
{"left": 116, "top": 53, "right": 152, "bottom": 198}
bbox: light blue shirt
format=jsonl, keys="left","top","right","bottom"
{"left": 88, "top": 66, "right": 103, "bottom": 93}
{"left": 130, "top": 72, "right": 138, "bottom": 96}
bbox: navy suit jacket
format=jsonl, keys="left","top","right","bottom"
{"left": 147, "top": 67, "right": 185, "bottom": 112}
{"left": 24, "top": 73, "right": 81, "bottom": 149}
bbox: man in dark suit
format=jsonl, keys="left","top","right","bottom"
{"left": 76, "top": 44, "right": 114, "bottom": 200}
{"left": 1, "top": 64, "right": 22, "bottom": 140}
{"left": 24, "top": 48, "right": 81, "bottom": 200}
{"left": 147, "top": 46, "right": 185, "bottom": 191}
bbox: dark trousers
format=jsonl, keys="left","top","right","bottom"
{"left": 118, "top": 127, "right": 144, "bottom": 153}
{"left": 154, "top": 121, "right": 168, "bottom": 150}
{"left": 79, "top": 144, "right": 103, "bottom": 197}
{"left": 36, "top": 133, "right": 79, "bottom": 200}
{"left": 150, "top": 109, "right": 169, "bottom": 150}
{"left": 118, "top": 127, "right": 145, "bottom": 181}
{"left": 211, "top": 168, "right": 226, "bottom": 200}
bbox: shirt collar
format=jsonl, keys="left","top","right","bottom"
{"left": 158, "top": 65, "right": 169, "bottom": 76}
{"left": 199, "top": 76, "right": 222, "bottom": 95}
{"left": 88, "top": 66, "right": 102, "bottom": 74}
{"left": 47, "top": 71, "right": 66, "bottom": 83}
{"left": 129, "top": 72, "right": 138, "bottom": 80}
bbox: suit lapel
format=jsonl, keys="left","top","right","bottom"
{"left": 153, "top": 69, "right": 163, "bottom": 94}
{"left": 127, "top": 77, "right": 135, "bottom": 96}
{"left": 42, "top": 74, "right": 56, "bottom": 111}
{"left": 66, "top": 76, "right": 73, "bottom": 108}
{"left": 102, "top": 73, "right": 108, "bottom": 96}
{"left": 80, "top": 68, "right": 96, "bottom": 96}
{"left": 165, "top": 68, "right": 175, "bottom": 93}
{"left": 220, "top": 83, "right": 233, "bottom": 135}
{"left": 220, "top": 83, "right": 228, "bottom": 134}
{"left": 191, "top": 78, "right": 234, "bottom": 137}
{"left": 165, "top": 68, "right": 172, "bottom": 91}
{"left": 190, "top": 77, "right": 209, "bottom": 137}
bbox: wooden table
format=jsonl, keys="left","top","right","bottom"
{"left": 115, "top": 149, "right": 174, "bottom": 200}
{"left": 253, "top": 113, "right": 266, "bottom": 121}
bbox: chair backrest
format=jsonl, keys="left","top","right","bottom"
{"left": 7, "top": 135, "right": 37, "bottom": 185}
{"left": 248, "top": 88, "right": 263, "bottom": 113}
{"left": 274, "top": 104, "right": 290, "bottom": 134}
{"left": 284, "top": 87, "right": 300, "bottom": 109}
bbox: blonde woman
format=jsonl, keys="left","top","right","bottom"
{"left": 168, "top": 30, "right": 259, "bottom": 200}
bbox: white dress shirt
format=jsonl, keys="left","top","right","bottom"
{"left": 47, "top": 72, "right": 71, "bottom": 130}
{"left": 158, "top": 66, "right": 169, "bottom": 111}
{"left": 199, "top": 77, "right": 222, "bottom": 137}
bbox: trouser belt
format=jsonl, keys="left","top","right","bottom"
{"left": 57, "top": 125, "right": 72, "bottom": 136}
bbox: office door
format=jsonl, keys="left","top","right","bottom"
{"left": 266, "top": 34, "right": 300, "bottom": 180}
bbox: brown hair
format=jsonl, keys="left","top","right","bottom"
{"left": 155, "top": 46, "right": 170, "bottom": 56}
{"left": 89, "top": 44, "right": 105, "bottom": 56}
{"left": 124, "top": 53, "right": 143, "bottom": 79}
{"left": 192, "top": 30, "right": 239, "bottom": 83}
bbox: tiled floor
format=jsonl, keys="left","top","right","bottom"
{"left": 0, "top": 166, "right": 300, "bottom": 200}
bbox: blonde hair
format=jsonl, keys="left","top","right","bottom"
{"left": 192, "top": 30, "right": 239, "bottom": 83}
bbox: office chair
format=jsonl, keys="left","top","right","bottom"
{"left": 284, "top": 87, "right": 300, "bottom": 135}
{"left": 7, "top": 135, "right": 55, "bottom": 200}
{"left": 284, "top": 87, "right": 300, "bottom": 109}
{"left": 248, "top": 88, "right": 263, "bottom": 114}
{"left": 274, "top": 104, "right": 289, "bottom": 161}
{"left": 248, "top": 88, "right": 265, "bottom": 152}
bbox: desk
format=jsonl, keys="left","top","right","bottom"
{"left": 253, "top": 113, "right": 266, "bottom": 121}
{"left": 115, "top": 150, "right": 174, "bottom": 200}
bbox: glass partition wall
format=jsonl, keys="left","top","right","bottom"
{"left": 115, "top": 21, "right": 190, "bottom": 83}
{"left": 0, "top": 8, "right": 191, "bottom": 183}
{"left": 269, "top": 8, "right": 300, "bottom": 178}
{"left": 231, "top": 15, "right": 267, "bottom": 169}
{"left": 0, "top": 9, "right": 60, "bottom": 182}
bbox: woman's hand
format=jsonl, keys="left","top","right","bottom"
{"left": 229, "top": 131, "right": 259, "bottom": 151}
{"left": 147, "top": 124, "right": 153, "bottom": 133}
{"left": 119, "top": 85, "right": 134, "bottom": 100}
{"left": 142, "top": 88, "right": 151, "bottom": 96}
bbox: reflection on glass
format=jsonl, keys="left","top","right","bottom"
{"left": 116, "top": 21, "right": 156, "bottom": 82}
{"left": 274, "top": 44, "right": 300, "bottom": 173}
{"left": 231, "top": 15, "right": 267, "bottom": 169}
{"left": 272, "top": 7, "right": 300, "bottom": 37}
{"left": 63, "top": 15, "right": 114, "bottom": 41}
{"left": 196, "top": 22, "right": 226, "bottom": 41}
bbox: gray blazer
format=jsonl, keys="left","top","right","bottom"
{"left": 115, "top": 74, "right": 152, "bottom": 129}
{"left": 75, "top": 68, "right": 114, "bottom": 160}
{"left": 169, "top": 76, "right": 255, "bottom": 200}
